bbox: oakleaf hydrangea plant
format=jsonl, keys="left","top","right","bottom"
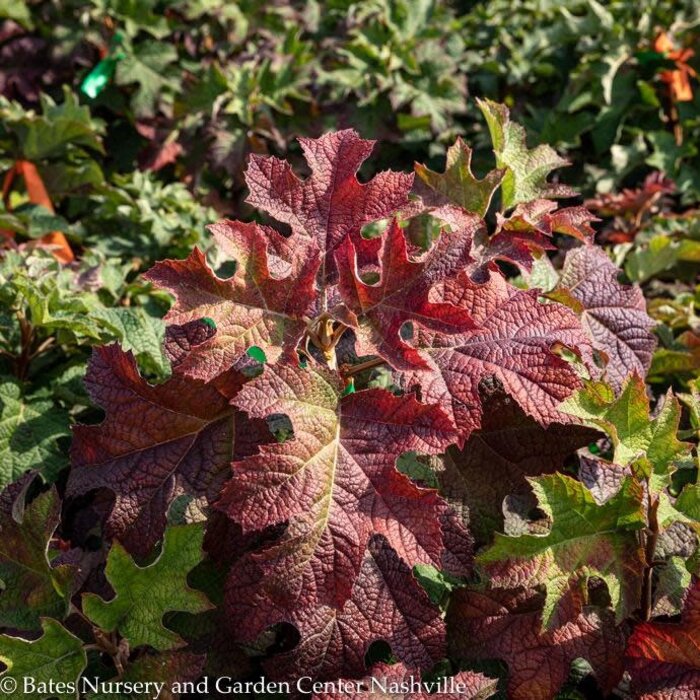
{"left": 1, "top": 101, "right": 697, "bottom": 700}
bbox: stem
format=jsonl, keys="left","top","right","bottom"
{"left": 28, "top": 336, "right": 55, "bottom": 360}
{"left": 641, "top": 490, "right": 660, "bottom": 621}
{"left": 70, "top": 604, "right": 129, "bottom": 676}
{"left": 306, "top": 315, "right": 348, "bottom": 370}
{"left": 342, "top": 356, "right": 386, "bottom": 377}
{"left": 670, "top": 101, "right": 683, "bottom": 146}
{"left": 15, "top": 312, "right": 34, "bottom": 381}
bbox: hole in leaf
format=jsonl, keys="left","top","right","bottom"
{"left": 246, "top": 346, "right": 267, "bottom": 363}
{"left": 364, "top": 640, "right": 394, "bottom": 668}
{"left": 396, "top": 451, "right": 439, "bottom": 488}
{"left": 400, "top": 321, "right": 414, "bottom": 340}
{"left": 273, "top": 622, "right": 300, "bottom": 653}
{"left": 267, "top": 413, "right": 294, "bottom": 443}
{"left": 360, "top": 217, "right": 390, "bottom": 240}
{"left": 587, "top": 576, "right": 612, "bottom": 608}
{"left": 215, "top": 260, "right": 237, "bottom": 279}
{"left": 360, "top": 270, "right": 381, "bottom": 285}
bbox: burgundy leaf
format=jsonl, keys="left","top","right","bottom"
{"left": 217, "top": 363, "right": 456, "bottom": 617}
{"left": 556, "top": 246, "right": 656, "bottom": 390}
{"left": 399, "top": 269, "right": 591, "bottom": 443}
{"left": 448, "top": 586, "right": 625, "bottom": 700}
{"left": 336, "top": 219, "right": 477, "bottom": 369}
{"left": 261, "top": 536, "right": 446, "bottom": 681}
{"left": 626, "top": 580, "right": 700, "bottom": 699}
{"left": 68, "top": 345, "right": 265, "bottom": 557}
{"left": 144, "top": 220, "right": 319, "bottom": 380}
{"left": 440, "top": 389, "right": 597, "bottom": 544}
{"left": 245, "top": 129, "right": 414, "bottom": 283}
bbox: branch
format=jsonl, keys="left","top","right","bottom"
{"left": 342, "top": 356, "right": 387, "bottom": 378}
{"left": 641, "top": 492, "right": 660, "bottom": 621}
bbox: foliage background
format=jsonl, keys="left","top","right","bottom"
{"left": 0, "top": 1, "right": 699, "bottom": 699}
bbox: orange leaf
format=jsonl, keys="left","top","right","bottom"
{"left": 654, "top": 31, "right": 696, "bottom": 102}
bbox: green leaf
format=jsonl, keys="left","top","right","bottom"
{"left": 0, "top": 377, "right": 70, "bottom": 486}
{"left": 0, "top": 619, "right": 86, "bottom": 700}
{"left": 0, "top": 487, "right": 74, "bottom": 631}
{"left": 478, "top": 473, "right": 646, "bottom": 629}
{"left": 414, "top": 564, "right": 461, "bottom": 609}
{"left": 91, "top": 307, "right": 168, "bottom": 378}
{"left": 652, "top": 556, "right": 693, "bottom": 617}
{"left": 625, "top": 234, "right": 700, "bottom": 283}
{"left": 478, "top": 98, "right": 575, "bottom": 209}
{"left": 0, "top": 0, "right": 32, "bottom": 27}
{"left": 560, "top": 375, "right": 691, "bottom": 478}
{"left": 415, "top": 137, "right": 505, "bottom": 216}
{"left": 177, "top": 63, "right": 228, "bottom": 115}
{"left": 82, "top": 524, "right": 212, "bottom": 651}
{"left": 676, "top": 483, "right": 700, "bottom": 522}
{"left": 115, "top": 42, "right": 178, "bottom": 118}
{"left": 10, "top": 88, "right": 104, "bottom": 161}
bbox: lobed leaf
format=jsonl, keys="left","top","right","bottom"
{"left": 260, "top": 537, "right": 446, "bottom": 681}
{"left": 555, "top": 246, "right": 656, "bottom": 390}
{"left": 626, "top": 580, "right": 700, "bottom": 698}
{"left": 0, "top": 482, "right": 74, "bottom": 631}
{"left": 478, "top": 99, "right": 575, "bottom": 209}
{"left": 561, "top": 374, "right": 691, "bottom": 476}
{"left": 399, "top": 269, "right": 591, "bottom": 443}
{"left": 440, "top": 389, "right": 597, "bottom": 543}
{"left": 0, "top": 377, "right": 70, "bottom": 487}
{"left": 478, "top": 473, "right": 646, "bottom": 628}
{"left": 485, "top": 200, "right": 597, "bottom": 271}
{"left": 82, "top": 523, "right": 212, "bottom": 651}
{"left": 245, "top": 129, "right": 413, "bottom": 285}
{"left": 144, "top": 220, "right": 319, "bottom": 380}
{"left": 68, "top": 345, "right": 266, "bottom": 557}
{"left": 336, "top": 219, "right": 477, "bottom": 369}
{"left": 218, "top": 363, "right": 456, "bottom": 619}
{"left": 0, "top": 619, "right": 86, "bottom": 700}
{"left": 415, "top": 137, "right": 505, "bottom": 217}
{"left": 448, "top": 586, "right": 625, "bottom": 700}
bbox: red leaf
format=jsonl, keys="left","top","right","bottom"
{"left": 485, "top": 199, "right": 597, "bottom": 271}
{"left": 556, "top": 246, "right": 656, "bottom": 389}
{"left": 144, "top": 220, "right": 319, "bottom": 380}
{"left": 399, "top": 269, "right": 591, "bottom": 443}
{"left": 626, "top": 580, "right": 700, "bottom": 698}
{"left": 217, "top": 364, "right": 456, "bottom": 619}
{"left": 448, "top": 586, "right": 625, "bottom": 700}
{"left": 441, "top": 388, "right": 597, "bottom": 544}
{"left": 245, "top": 130, "right": 414, "bottom": 283}
{"left": 68, "top": 345, "right": 266, "bottom": 557}
{"left": 336, "top": 219, "right": 477, "bottom": 369}
{"left": 260, "top": 537, "right": 446, "bottom": 681}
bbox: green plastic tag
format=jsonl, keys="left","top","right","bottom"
{"left": 80, "top": 32, "right": 125, "bottom": 99}
{"left": 81, "top": 57, "right": 120, "bottom": 98}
